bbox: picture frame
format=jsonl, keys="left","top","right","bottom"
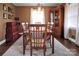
{"left": 3, "top": 4, "right": 7, "bottom": 11}
{"left": 8, "top": 14, "right": 12, "bottom": 19}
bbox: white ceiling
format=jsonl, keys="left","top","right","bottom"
{"left": 13, "top": 3, "right": 62, "bottom": 6}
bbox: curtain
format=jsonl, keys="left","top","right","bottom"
{"left": 30, "top": 8, "right": 45, "bottom": 24}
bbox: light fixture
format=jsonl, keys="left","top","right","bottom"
{"left": 21, "top": 22, "right": 26, "bottom": 30}
{"left": 21, "top": 22, "right": 25, "bottom": 25}
{"left": 26, "top": 22, "right": 28, "bottom": 25}
{"left": 37, "top": 3, "right": 41, "bottom": 11}
{"left": 48, "top": 22, "right": 54, "bottom": 25}
{"left": 48, "top": 22, "right": 54, "bottom": 30}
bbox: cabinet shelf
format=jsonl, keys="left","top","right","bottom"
{"left": 2, "top": 4, "right": 15, "bottom": 20}
{"left": 3, "top": 4, "right": 7, "bottom": 11}
{"left": 50, "top": 5, "right": 64, "bottom": 37}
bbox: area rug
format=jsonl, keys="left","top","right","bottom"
{"left": 3, "top": 36, "right": 74, "bottom": 56}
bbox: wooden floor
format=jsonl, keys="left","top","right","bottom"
{"left": 0, "top": 36, "right": 79, "bottom": 56}
{"left": 57, "top": 37, "right": 79, "bottom": 56}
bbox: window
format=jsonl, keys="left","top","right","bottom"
{"left": 30, "top": 8, "right": 45, "bottom": 24}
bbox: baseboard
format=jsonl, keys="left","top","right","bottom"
{"left": 68, "top": 37, "right": 79, "bottom": 47}
{"left": 0, "top": 39, "right": 6, "bottom": 45}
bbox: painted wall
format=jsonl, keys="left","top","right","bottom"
{"left": 76, "top": 4, "right": 79, "bottom": 46}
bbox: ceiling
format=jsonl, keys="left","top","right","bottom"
{"left": 13, "top": 3, "right": 62, "bottom": 6}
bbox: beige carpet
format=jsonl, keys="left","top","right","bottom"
{"left": 3, "top": 36, "right": 74, "bottom": 56}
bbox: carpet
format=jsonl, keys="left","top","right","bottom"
{"left": 3, "top": 36, "right": 74, "bottom": 56}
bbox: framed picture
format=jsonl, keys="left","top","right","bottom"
{"left": 3, "top": 13, "right": 7, "bottom": 19}
{"left": 8, "top": 14, "right": 12, "bottom": 19}
{"left": 3, "top": 4, "right": 7, "bottom": 11}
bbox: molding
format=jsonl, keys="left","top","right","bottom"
{"left": 13, "top": 3, "right": 61, "bottom": 6}
{"left": 0, "top": 39, "right": 6, "bottom": 45}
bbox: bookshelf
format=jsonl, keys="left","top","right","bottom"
{"left": 2, "top": 4, "right": 15, "bottom": 20}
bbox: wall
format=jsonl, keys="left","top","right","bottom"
{"left": 76, "top": 4, "right": 79, "bottom": 45}
{"left": 16, "top": 6, "right": 30, "bottom": 23}
{"left": 0, "top": 3, "right": 16, "bottom": 42}
{"left": 64, "top": 4, "right": 70, "bottom": 39}
{"left": 0, "top": 20, "right": 5, "bottom": 41}
{"left": 16, "top": 6, "right": 53, "bottom": 24}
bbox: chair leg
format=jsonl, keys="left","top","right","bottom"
{"left": 23, "top": 33, "right": 26, "bottom": 55}
{"left": 30, "top": 48, "right": 32, "bottom": 56}
{"left": 23, "top": 45, "right": 25, "bottom": 55}
{"left": 23, "top": 42, "right": 26, "bottom": 55}
{"left": 30, "top": 43, "right": 32, "bottom": 56}
{"left": 43, "top": 46, "right": 46, "bottom": 56}
{"left": 50, "top": 39, "right": 51, "bottom": 46}
{"left": 52, "top": 36, "right": 54, "bottom": 54}
{"left": 52, "top": 44, "right": 54, "bottom": 53}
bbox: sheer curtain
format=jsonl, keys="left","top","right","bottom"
{"left": 30, "top": 8, "right": 45, "bottom": 24}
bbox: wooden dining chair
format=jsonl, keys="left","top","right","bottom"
{"left": 21, "top": 22, "right": 29, "bottom": 55}
{"left": 28, "top": 24, "right": 54, "bottom": 56}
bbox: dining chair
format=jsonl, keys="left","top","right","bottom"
{"left": 21, "top": 22, "right": 29, "bottom": 55}
{"left": 28, "top": 24, "right": 54, "bottom": 56}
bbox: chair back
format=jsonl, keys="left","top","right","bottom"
{"left": 29, "top": 24, "right": 47, "bottom": 48}
{"left": 21, "top": 22, "right": 29, "bottom": 33}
